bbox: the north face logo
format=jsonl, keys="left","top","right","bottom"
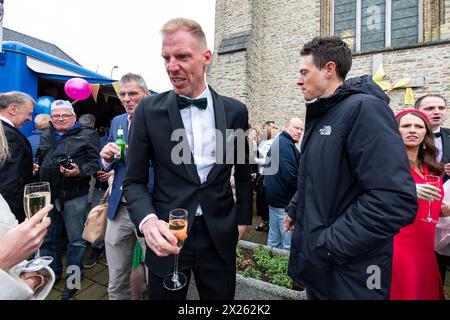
{"left": 319, "top": 125, "right": 332, "bottom": 135}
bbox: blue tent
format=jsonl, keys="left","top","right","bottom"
{"left": 0, "top": 41, "right": 116, "bottom": 136}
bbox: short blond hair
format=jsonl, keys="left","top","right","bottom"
{"left": 161, "top": 18, "right": 207, "bottom": 50}
{"left": 34, "top": 113, "right": 51, "bottom": 130}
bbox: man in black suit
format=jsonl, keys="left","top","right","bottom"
{"left": 122, "top": 18, "right": 252, "bottom": 300}
{"left": 415, "top": 94, "right": 450, "bottom": 284}
{"left": 0, "top": 91, "right": 34, "bottom": 222}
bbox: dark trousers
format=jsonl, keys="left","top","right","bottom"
{"left": 306, "top": 288, "right": 321, "bottom": 300}
{"left": 147, "top": 216, "right": 236, "bottom": 300}
{"left": 255, "top": 175, "right": 269, "bottom": 221}
{"left": 435, "top": 251, "right": 448, "bottom": 285}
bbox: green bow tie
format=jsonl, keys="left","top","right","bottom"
{"left": 176, "top": 95, "right": 208, "bottom": 110}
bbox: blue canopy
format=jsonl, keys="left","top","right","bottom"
{"left": 0, "top": 41, "right": 117, "bottom": 136}
{"left": 0, "top": 41, "right": 115, "bottom": 86}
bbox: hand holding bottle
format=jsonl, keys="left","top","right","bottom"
{"left": 114, "top": 125, "right": 126, "bottom": 162}
{"left": 100, "top": 142, "right": 121, "bottom": 163}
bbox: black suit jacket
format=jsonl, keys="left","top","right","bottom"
{"left": 439, "top": 127, "right": 450, "bottom": 182}
{"left": 0, "top": 120, "right": 33, "bottom": 222}
{"left": 123, "top": 87, "right": 252, "bottom": 276}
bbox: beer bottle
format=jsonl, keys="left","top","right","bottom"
{"left": 114, "top": 125, "right": 126, "bottom": 162}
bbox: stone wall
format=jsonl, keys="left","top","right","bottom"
{"left": 209, "top": 0, "right": 450, "bottom": 128}
{"left": 443, "top": 0, "right": 450, "bottom": 39}
{"left": 350, "top": 43, "right": 450, "bottom": 116}
{"left": 209, "top": 0, "right": 253, "bottom": 104}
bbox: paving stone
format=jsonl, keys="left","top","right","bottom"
{"left": 46, "top": 289, "right": 62, "bottom": 300}
{"left": 91, "top": 268, "right": 109, "bottom": 286}
{"left": 74, "top": 281, "right": 108, "bottom": 300}
{"left": 84, "top": 263, "right": 105, "bottom": 278}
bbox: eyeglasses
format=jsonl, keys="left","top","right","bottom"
{"left": 51, "top": 114, "right": 72, "bottom": 120}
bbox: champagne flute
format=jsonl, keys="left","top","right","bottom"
{"left": 163, "top": 208, "right": 188, "bottom": 291}
{"left": 21, "top": 182, "right": 54, "bottom": 272}
{"left": 421, "top": 175, "right": 440, "bottom": 224}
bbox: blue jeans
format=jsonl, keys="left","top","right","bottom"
{"left": 267, "top": 206, "right": 292, "bottom": 250}
{"left": 41, "top": 194, "right": 89, "bottom": 279}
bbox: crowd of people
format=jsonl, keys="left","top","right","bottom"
{"left": 0, "top": 17, "right": 449, "bottom": 300}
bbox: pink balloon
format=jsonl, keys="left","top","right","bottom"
{"left": 64, "top": 78, "right": 92, "bottom": 101}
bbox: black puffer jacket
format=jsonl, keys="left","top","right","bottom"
{"left": 287, "top": 76, "right": 417, "bottom": 299}
{"left": 37, "top": 125, "right": 100, "bottom": 204}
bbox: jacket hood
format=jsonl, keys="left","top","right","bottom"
{"left": 306, "top": 75, "right": 390, "bottom": 118}
{"left": 337, "top": 75, "right": 389, "bottom": 104}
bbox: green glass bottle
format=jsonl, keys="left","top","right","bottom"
{"left": 114, "top": 125, "right": 126, "bottom": 162}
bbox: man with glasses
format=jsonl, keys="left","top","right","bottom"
{"left": 99, "top": 73, "right": 154, "bottom": 300}
{"left": 37, "top": 99, "right": 100, "bottom": 300}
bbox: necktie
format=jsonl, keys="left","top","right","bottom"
{"left": 128, "top": 116, "right": 132, "bottom": 139}
{"left": 176, "top": 95, "right": 207, "bottom": 110}
{"left": 434, "top": 132, "right": 442, "bottom": 138}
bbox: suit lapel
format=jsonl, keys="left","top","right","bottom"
{"left": 2, "top": 120, "right": 32, "bottom": 155}
{"left": 203, "top": 87, "right": 227, "bottom": 184}
{"left": 167, "top": 91, "right": 201, "bottom": 185}
{"left": 441, "top": 128, "right": 450, "bottom": 163}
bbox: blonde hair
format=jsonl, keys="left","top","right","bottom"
{"left": 34, "top": 113, "right": 51, "bottom": 130}
{"left": 161, "top": 18, "right": 207, "bottom": 50}
{"left": 0, "top": 121, "right": 10, "bottom": 168}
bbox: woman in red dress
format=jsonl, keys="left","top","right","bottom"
{"left": 391, "top": 109, "right": 445, "bottom": 300}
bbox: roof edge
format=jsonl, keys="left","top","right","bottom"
{"left": 2, "top": 41, "right": 112, "bottom": 81}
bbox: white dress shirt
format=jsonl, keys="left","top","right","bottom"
{"left": 0, "top": 115, "right": 14, "bottom": 127}
{"left": 139, "top": 86, "right": 216, "bottom": 231}
{"left": 179, "top": 86, "right": 216, "bottom": 215}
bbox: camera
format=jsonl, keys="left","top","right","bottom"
{"left": 57, "top": 155, "right": 74, "bottom": 170}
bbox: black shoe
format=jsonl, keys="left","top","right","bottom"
{"left": 61, "top": 287, "right": 78, "bottom": 300}
{"left": 83, "top": 247, "right": 105, "bottom": 269}
{"left": 292, "top": 281, "right": 305, "bottom": 291}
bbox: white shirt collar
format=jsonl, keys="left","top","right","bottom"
{"left": 179, "top": 85, "right": 209, "bottom": 100}
{"left": 433, "top": 127, "right": 441, "bottom": 134}
{"left": 0, "top": 115, "right": 15, "bottom": 127}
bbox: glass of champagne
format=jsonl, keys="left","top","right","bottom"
{"left": 421, "top": 174, "right": 440, "bottom": 224}
{"left": 163, "top": 208, "right": 188, "bottom": 291}
{"left": 22, "top": 182, "right": 53, "bottom": 272}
